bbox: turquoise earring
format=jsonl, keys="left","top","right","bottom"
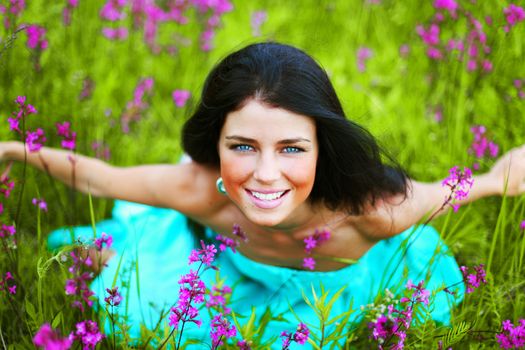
{"left": 216, "top": 177, "right": 227, "bottom": 195}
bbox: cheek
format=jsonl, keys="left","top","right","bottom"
{"left": 220, "top": 154, "right": 254, "bottom": 189}
{"left": 282, "top": 158, "right": 317, "bottom": 191}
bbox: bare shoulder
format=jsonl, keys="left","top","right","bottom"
{"left": 346, "top": 192, "right": 411, "bottom": 241}
{"left": 154, "top": 161, "right": 229, "bottom": 217}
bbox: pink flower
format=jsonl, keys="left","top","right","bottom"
{"left": 460, "top": 264, "right": 487, "bottom": 293}
{"left": 482, "top": 59, "right": 493, "bottom": 72}
{"left": 100, "top": 0, "right": 127, "bottom": 21}
{"left": 0, "top": 224, "right": 16, "bottom": 238}
{"left": 104, "top": 286, "right": 122, "bottom": 306}
{"left": 433, "top": 0, "right": 457, "bottom": 16}
{"left": 495, "top": 319, "right": 525, "bottom": 349}
{"left": 442, "top": 166, "right": 474, "bottom": 212}
{"left": 7, "top": 0, "right": 25, "bottom": 16}
{"left": 216, "top": 234, "right": 239, "bottom": 252}
{"left": 416, "top": 24, "right": 440, "bottom": 46}
{"left": 56, "top": 122, "right": 77, "bottom": 150}
{"left": 357, "top": 46, "right": 373, "bottom": 72}
{"left": 94, "top": 232, "right": 112, "bottom": 250}
{"left": 232, "top": 223, "right": 248, "bottom": 242}
{"left": 188, "top": 240, "right": 217, "bottom": 266}
{"left": 503, "top": 4, "right": 525, "bottom": 32}
{"left": 33, "top": 323, "right": 72, "bottom": 350}
{"left": 172, "top": 89, "right": 191, "bottom": 108}
{"left": 210, "top": 313, "right": 237, "bottom": 348}
{"left": 520, "top": 220, "right": 525, "bottom": 231}
{"left": 0, "top": 176, "right": 15, "bottom": 198}
{"left": 251, "top": 10, "right": 267, "bottom": 36}
{"left": 303, "top": 257, "right": 315, "bottom": 270}
{"left": 26, "top": 25, "right": 48, "bottom": 50}
{"left": 280, "top": 323, "right": 310, "bottom": 349}
{"left": 71, "top": 320, "right": 104, "bottom": 349}
{"left": 101, "top": 27, "right": 129, "bottom": 40}
{"left": 32, "top": 198, "right": 48, "bottom": 212}
{"left": 467, "top": 60, "right": 477, "bottom": 71}
{"left": 399, "top": 44, "right": 410, "bottom": 57}
{"left": 26, "top": 128, "right": 46, "bottom": 152}
{"left": 427, "top": 47, "right": 443, "bottom": 60}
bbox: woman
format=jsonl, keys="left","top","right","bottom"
{"left": 2, "top": 42, "right": 525, "bottom": 347}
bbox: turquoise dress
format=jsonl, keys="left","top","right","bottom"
{"left": 48, "top": 200, "right": 465, "bottom": 349}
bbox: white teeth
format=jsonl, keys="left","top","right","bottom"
{"left": 250, "top": 191, "right": 285, "bottom": 201}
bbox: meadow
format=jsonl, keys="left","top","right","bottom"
{"left": 1, "top": 0, "right": 525, "bottom": 348}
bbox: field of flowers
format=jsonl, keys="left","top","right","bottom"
{"left": 1, "top": 0, "right": 525, "bottom": 349}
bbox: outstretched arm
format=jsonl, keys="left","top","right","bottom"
{"left": 0, "top": 141, "right": 224, "bottom": 216}
{"left": 354, "top": 145, "right": 525, "bottom": 239}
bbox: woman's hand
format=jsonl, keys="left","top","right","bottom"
{"left": 487, "top": 144, "right": 525, "bottom": 196}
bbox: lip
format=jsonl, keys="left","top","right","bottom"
{"left": 245, "top": 189, "right": 289, "bottom": 209}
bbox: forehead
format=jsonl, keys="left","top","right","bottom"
{"left": 221, "top": 100, "right": 316, "bottom": 139}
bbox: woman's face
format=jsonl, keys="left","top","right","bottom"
{"left": 218, "top": 99, "right": 318, "bottom": 228}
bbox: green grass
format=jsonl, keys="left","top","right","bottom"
{"left": 1, "top": 0, "right": 524, "bottom": 348}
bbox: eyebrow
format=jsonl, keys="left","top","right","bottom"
{"left": 224, "top": 135, "right": 311, "bottom": 144}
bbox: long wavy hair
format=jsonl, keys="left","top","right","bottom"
{"left": 182, "top": 42, "right": 408, "bottom": 215}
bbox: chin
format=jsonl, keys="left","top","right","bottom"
{"left": 244, "top": 210, "right": 289, "bottom": 228}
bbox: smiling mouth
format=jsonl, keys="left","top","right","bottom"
{"left": 248, "top": 190, "right": 289, "bottom": 200}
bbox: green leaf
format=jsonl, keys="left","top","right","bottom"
{"left": 25, "top": 298, "right": 37, "bottom": 324}
{"left": 442, "top": 321, "right": 471, "bottom": 348}
{"left": 51, "top": 311, "right": 62, "bottom": 329}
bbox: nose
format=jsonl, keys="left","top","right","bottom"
{"left": 253, "top": 152, "right": 280, "bottom": 184}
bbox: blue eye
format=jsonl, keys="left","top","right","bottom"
{"left": 282, "top": 146, "right": 302, "bottom": 153}
{"left": 233, "top": 144, "right": 254, "bottom": 152}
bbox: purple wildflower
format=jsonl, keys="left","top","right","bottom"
{"left": 62, "top": 0, "right": 79, "bottom": 25}
{"left": 0, "top": 175, "right": 15, "bottom": 198}
{"left": 433, "top": 0, "right": 457, "bottom": 16}
{"left": 469, "top": 125, "right": 499, "bottom": 161}
{"left": 91, "top": 141, "right": 111, "bottom": 160}
{"left": 101, "top": 27, "right": 129, "bottom": 40}
{"left": 520, "top": 220, "right": 525, "bottom": 231}
{"left": 188, "top": 240, "right": 217, "bottom": 266}
{"left": 56, "top": 121, "right": 77, "bottom": 151}
{"left": 401, "top": 280, "right": 430, "bottom": 306}
{"left": 503, "top": 4, "right": 525, "bottom": 32}
{"left": 169, "top": 270, "right": 206, "bottom": 329}
{"left": 460, "top": 264, "right": 487, "bottom": 293}
{"left": 25, "top": 129, "right": 46, "bottom": 152}
{"left": 72, "top": 320, "right": 104, "bottom": 350}
{"left": 33, "top": 323, "right": 73, "bottom": 350}
{"left": 280, "top": 323, "right": 310, "bottom": 349}
{"left": 210, "top": 313, "right": 237, "bottom": 348}
{"left": 172, "top": 89, "right": 191, "bottom": 108}
{"left": 251, "top": 10, "right": 267, "bottom": 36}
{"left": 302, "top": 257, "right": 316, "bottom": 270}
{"left": 237, "top": 340, "right": 252, "bottom": 349}
{"left": 65, "top": 251, "right": 95, "bottom": 311}
{"left": 496, "top": 319, "right": 525, "bottom": 349}
{"left": 0, "top": 224, "right": 16, "bottom": 238}
{"left": 26, "top": 25, "right": 48, "bottom": 50}
{"left": 442, "top": 166, "right": 474, "bottom": 212}
{"left": 0, "top": 271, "right": 16, "bottom": 295}
{"left": 32, "top": 197, "right": 48, "bottom": 212}
{"left": 232, "top": 224, "right": 248, "bottom": 242}
{"left": 357, "top": 46, "right": 373, "bottom": 72}
{"left": 100, "top": 0, "right": 127, "bottom": 21}
{"left": 416, "top": 24, "right": 440, "bottom": 46}
{"left": 104, "top": 286, "right": 122, "bottom": 307}
{"left": 121, "top": 78, "right": 154, "bottom": 133}
{"left": 215, "top": 234, "right": 239, "bottom": 253}
{"left": 206, "top": 285, "right": 232, "bottom": 314}
{"left": 94, "top": 232, "right": 112, "bottom": 251}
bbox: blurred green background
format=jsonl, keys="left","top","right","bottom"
{"left": 1, "top": 0, "right": 525, "bottom": 347}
